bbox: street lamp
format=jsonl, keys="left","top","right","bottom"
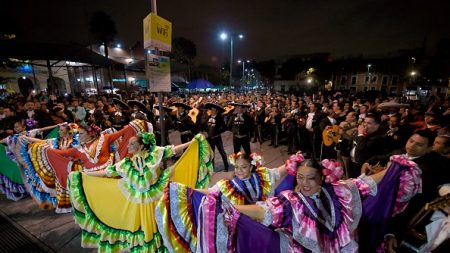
{"left": 220, "top": 32, "right": 244, "bottom": 88}
{"left": 366, "top": 64, "right": 372, "bottom": 89}
{"left": 237, "top": 59, "right": 250, "bottom": 81}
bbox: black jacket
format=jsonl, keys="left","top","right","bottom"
{"left": 354, "top": 129, "right": 390, "bottom": 165}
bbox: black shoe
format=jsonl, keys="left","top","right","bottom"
{"left": 268, "top": 143, "right": 273, "bottom": 146}
{"left": 274, "top": 145, "right": 278, "bottom": 148}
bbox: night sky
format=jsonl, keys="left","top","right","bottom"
{"left": 5, "top": 0, "right": 450, "bottom": 64}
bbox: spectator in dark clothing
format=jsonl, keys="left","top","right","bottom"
{"left": 365, "top": 130, "right": 450, "bottom": 253}
{"left": 350, "top": 113, "right": 391, "bottom": 177}
{"left": 0, "top": 107, "right": 19, "bottom": 139}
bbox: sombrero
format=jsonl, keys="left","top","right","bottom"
{"left": 113, "top": 98, "right": 130, "bottom": 110}
{"left": 204, "top": 103, "right": 225, "bottom": 113}
{"left": 228, "top": 102, "right": 251, "bottom": 107}
{"left": 127, "top": 100, "right": 152, "bottom": 116}
{"left": 173, "top": 102, "right": 193, "bottom": 110}
{"left": 153, "top": 104, "right": 173, "bottom": 112}
{"left": 378, "top": 101, "right": 410, "bottom": 109}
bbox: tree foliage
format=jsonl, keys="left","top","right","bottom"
{"left": 255, "top": 60, "right": 276, "bottom": 82}
{"left": 171, "top": 37, "right": 197, "bottom": 64}
{"left": 89, "top": 11, "right": 117, "bottom": 45}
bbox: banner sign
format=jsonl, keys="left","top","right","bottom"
{"left": 146, "top": 54, "right": 171, "bottom": 92}
{"left": 143, "top": 13, "right": 172, "bottom": 51}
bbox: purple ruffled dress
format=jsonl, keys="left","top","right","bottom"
{"left": 196, "top": 175, "right": 377, "bottom": 253}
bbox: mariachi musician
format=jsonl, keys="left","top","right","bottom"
{"left": 319, "top": 108, "right": 339, "bottom": 160}
{"left": 109, "top": 98, "right": 131, "bottom": 130}
{"left": 127, "top": 99, "right": 154, "bottom": 124}
{"left": 285, "top": 101, "right": 301, "bottom": 154}
{"left": 267, "top": 106, "right": 282, "bottom": 147}
{"left": 203, "top": 103, "right": 229, "bottom": 171}
{"left": 335, "top": 111, "right": 358, "bottom": 177}
{"left": 227, "top": 102, "right": 253, "bottom": 154}
{"left": 173, "top": 102, "right": 195, "bottom": 144}
{"left": 252, "top": 100, "right": 266, "bottom": 144}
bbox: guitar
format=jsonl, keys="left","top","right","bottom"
{"left": 222, "top": 105, "right": 235, "bottom": 116}
{"left": 322, "top": 125, "right": 341, "bottom": 147}
{"left": 188, "top": 108, "right": 199, "bottom": 123}
{"left": 188, "top": 97, "right": 203, "bottom": 123}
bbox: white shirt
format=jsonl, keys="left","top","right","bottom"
{"left": 306, "top": 112, "right": 315, "bottom": 130}
{"left": 327, "top": 116, "right": 337, "bottom": 125}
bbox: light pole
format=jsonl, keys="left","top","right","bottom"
{"left": 220, "top": 32, "right": 244, "bottom": 88}
{"left": 366, "top": 64, "right": 372, "bottom": 90}
{"left": 237, "top": 59, "right": 250, "bottom": 82}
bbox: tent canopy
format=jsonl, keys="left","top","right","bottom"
{"left": 186, "top": 79, "right": 215, "bottom": 89}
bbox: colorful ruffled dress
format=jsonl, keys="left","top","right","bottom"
{"left": 196, "top": 174, "right": 378, "bottom": 253}
{"left": 359, "top": 155, "right": 422, "bottom": 252}
{"left": 38, "top": 120, "right": 150, "bottom": 212}
{"left": 68, "top": 134, "right": 213, "bottom": 253}
{"left": 195, "top": 155, "right": 423, "bottom": 253}
{"left": 0, "top": 142, "right": 26, "bottom": 201}
{"left": 0, "top": 129, "right": 42, "bottom": 201}
{"left": 19, "top": 134, "right": 79, "bottom": 213}
{"left": 155, "top": 167, "right": 281, "bottom": 253}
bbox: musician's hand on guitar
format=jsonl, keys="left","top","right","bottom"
{"left": 385, "top": 235, "right": 397, "bottom": 253}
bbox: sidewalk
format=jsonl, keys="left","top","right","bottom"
{"left": 0, "top": 131, "right": 291, "bottom": 252}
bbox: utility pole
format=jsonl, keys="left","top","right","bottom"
{"left": 149, "top": 0, "right": 166, "bottom": 145}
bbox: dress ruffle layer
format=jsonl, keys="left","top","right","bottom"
{"left": 69, "top": 135, "right": 213, "bottom": 252}
{"left": 20, "top": 141, "right": 57, "bottom": 209}
{"left": 0, "top": 174, "right": 27, "bottom": 201}
{"left": 156, "top": 166, "right": 278, "bottom": 253}
{"left": 69, "top": 172, "right": 166, "bottom": 253}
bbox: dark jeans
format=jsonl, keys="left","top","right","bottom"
{"left": 208, "top": 136, "right": 229, "bottom": 171}
{"left": 233, "top": 136, "right": 251, "bottom": 155}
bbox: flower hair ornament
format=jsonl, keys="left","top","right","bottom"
{"left": 67, "top": 123, "right": 79, "bottom": 135}
{"left": 60, "top": 122, "right": 79, "bottom": 135}
{"left": 228, "top": 152, "right": 264, "bottom": 168}
{"left": 228, "top": 153, "right": 240, "bottom": 167}
{"left": 87, "top": 124, "right": 101, "bottom": 137}
{"left": 249, "top": 153, "right": 264, "bottom": 168}
{"left": 321, "top": 159, "right": 344, "bottom": 183}
{"left": 139, "top": 132, "right": 156, "bottom": 147}
{"left": 285, "top": 151, "right": 305, "bottom": 176}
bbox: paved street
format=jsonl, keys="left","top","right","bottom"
{"left": 0, "top": 130, "right": 292, "bottom": 252}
